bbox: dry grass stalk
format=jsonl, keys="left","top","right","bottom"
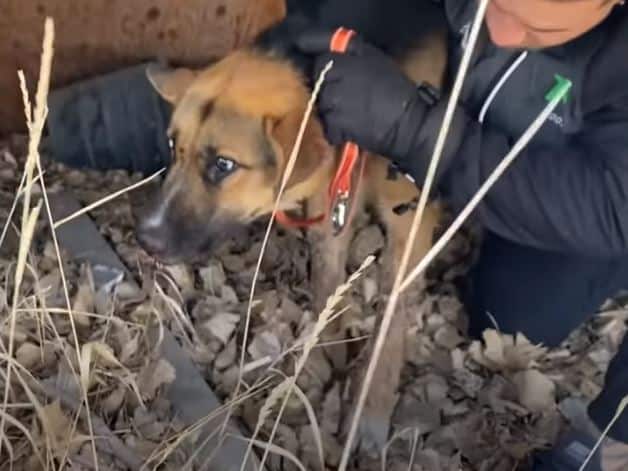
{"left": 230, "top": 433, "right": 308, "bottom": 471}
{"left": 381, "top": 427, "right": 416, "bottom": 471}
{"left": 25, "top": 19, "right": 104, "bottom": 469}
{"left": 292, "top": 383, "right": 325, "bottom": 469}
{"left": 34, "top": 122, "right": 101, "bottom": 471}
{"left": 0, "top": 17, "right": 120, "bottom": 469}
{"left": 16, "top": 307, "right": 144, "bottom": 327}
{"left": 0, "top": 355, "right": 47, "bottom": 468}
{"left": 407, "top": 428, "right": 420, "bottom": 471}
{"left": 399, "top": 79, "right": 572, "bottom": 292}
{"left": 337, "top": 1, "right": 491, "bottom": 467}
{"left": 144, "top": 378, "right": 276, "bottom": 469}
{"left": 223, "top": 60, "right": 334, "bottom": 437}
{"left": 0, "top": 172, "right": 27, "bottom": 251}
{"left": 153, "top": 278, "right": 195, "bottom": 347}
{"left": 579, "top": 395, "right": 628, "bottom": 471}
{"left": 341, "top": 10, "right": 572, "bottom": 471}
{"left": 0, "top": 17, "right": 56, "bottom": 461}
{"left": 37, "top": 377, "right": 144, "bottom": 470}
{"left": 53, "top": 167, "right": 166, "bottom": 229}
{"left": 251, "top": 257, "right": 374, "bottom": 471}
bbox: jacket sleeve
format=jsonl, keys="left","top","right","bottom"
{"left": 436, "top": 100, "right": 628, "bottom": 257}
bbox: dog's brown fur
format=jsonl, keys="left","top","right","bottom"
{"left": 138, "top": 30, "right": 446, "bottom": 449}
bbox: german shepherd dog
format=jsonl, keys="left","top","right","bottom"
{"left": 137, "top": 0, "right": 448, "bottom": 450}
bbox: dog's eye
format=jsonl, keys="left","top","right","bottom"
{"left": 207, "top": 156, "right": 238, "bottom": 184}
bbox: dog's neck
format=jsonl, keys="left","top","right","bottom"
{"left": 280, "top": 145, "right": 339, "bottom": 214}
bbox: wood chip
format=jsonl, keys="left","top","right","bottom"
{"left": 199, "top": 261, "right": 226, "bottom": 294}
{"left": 203, "top": 312, "right": 240, "bottom": 344}
{"left": 215, "top": 339, "right": 237, "bottom": 370}
{"left": 248, "top": 331, "right": 281, "bottom": 361}
{"left": 137, "top": 358, "right": 176, "bottom": 400}
{"left": 512, "top": 369, "right": 556, "bottom": 413}
{"left": 434, "top": 324, "right": 464, "bottom": 349}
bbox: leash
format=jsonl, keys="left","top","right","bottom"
{"left": 277, "top": 27, "right": 366, "bottom": 236}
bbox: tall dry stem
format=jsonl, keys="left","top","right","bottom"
{"left": 222, "top": 60, "right": 334, "bottom": 438}
{"left": 1, "top": 18, "right": 55, "bottom": 460}
{"left": 337, "top": 1, "right": 491, "bottom": 467}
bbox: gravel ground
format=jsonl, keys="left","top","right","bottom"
{"left": 0, "top": 135, "right": 625, "bottom": 470}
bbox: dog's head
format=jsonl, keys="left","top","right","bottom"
{"left": 136, "top": 51, "right": 333, "bottom": 264}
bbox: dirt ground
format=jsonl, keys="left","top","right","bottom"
{"left": 0, "top": 134, "right": 626, "bottom": 470}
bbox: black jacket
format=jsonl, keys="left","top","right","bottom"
{"left": 438, "top": 1, "right": 628, "bottom": 257}
{"left": 268, "top": 0, "right": 628, "bottom": 257}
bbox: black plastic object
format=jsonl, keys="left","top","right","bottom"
{"left": 46, "top": 63, "right": 172, "bottom": 175}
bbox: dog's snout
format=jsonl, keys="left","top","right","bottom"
{"left": 136, "top": 218, "right": 168, "bottom": 256}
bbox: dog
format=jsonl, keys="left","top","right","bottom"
{"left": 136, "top": 23, "right": 447, "bottom": 450}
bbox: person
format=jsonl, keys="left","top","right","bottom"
{"left": 294, "top": 0, "right": 628, "bottom": 470}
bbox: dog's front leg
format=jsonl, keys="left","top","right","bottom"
{"left": 307, "top": 224, "right": 354, "bottom": 371}
{"left": 348, "top": 174, "right": 440, "bottom": 452}
{"left": 306, "top": 191, "right": 356, "bottom": 371}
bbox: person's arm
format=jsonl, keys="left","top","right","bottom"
{"left": 297, "top": 30, "right": 628, "bottom": 257}
{"left": 438, "top": 102, "right": 628, "bottom": 257}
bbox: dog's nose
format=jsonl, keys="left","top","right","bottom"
{"left": 136, "top": 222, "right": 168, "bottom": 257}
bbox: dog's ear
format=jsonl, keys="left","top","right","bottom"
{"left": 146, "top": 64, "right": 197, "bottom": 104}
{"left": 255, "top": 14, "right": 315, "bottom": 83}
{"left": 265, "top": 108, "right": 332, "bottom": 189}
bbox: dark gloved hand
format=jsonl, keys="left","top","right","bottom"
{"left": 296, "top": 29, "right": 442, "bottom": 184}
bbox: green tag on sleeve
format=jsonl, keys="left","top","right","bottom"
{"left": 545, "top": 74, "right": 573, "bottom": 104}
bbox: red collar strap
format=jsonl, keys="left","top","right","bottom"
{"left": 275, "top": 142, "right": 366, "bottom": 235}
{"left": 275, "top": 210, "right": 325, "bottom": 229}
{"left": 276, "top": 28, "right": 363, "bottom": 236}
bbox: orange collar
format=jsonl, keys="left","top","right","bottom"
{"left": 276, "top": 28, "right": 363, "bottom": 236}
{"left": 276, "top": 142, "right": 365, "bottom": 235}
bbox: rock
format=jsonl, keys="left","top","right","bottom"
{"left": 221, "top": 284, "right": 239, "bottom": 304}
{"left": 248, "top": 332, "right": 281, "bottom": 361}
{"left": 217, "top": 365, "right": 240, "bottom": 395}
{"left": 322, "top": 384, "right": 341, "bottom": 435}
{"left": 198, "top": 262, "right": 226, "bottom": 295}
{"left": 277, "top": 424, "right": 300, "bottom": 471}
{"left": 437, "top": 296, "right": 464, "bottom": 323}
{"left": 215, "top": 339, "right": 237, "bottom": 371}
{"left": 279, "top": 296, "right": 302, "bottom": 324}
{"left": 137, "top": 358, "right": 176, "bottom": 400}
{"left": 434, "top": 324, "right": 465, "bottom": 349}
{"left": 203, "top": 312, "right": 240, "bottom": 344}
{"left": 299, "top": 425, "right": 325, "bottom": 471}
{"left": 451, "top": 348, "right": 466, "bottom": 370}
{"left": 16, "top": 342, "right": 52, "bottom": 370}
{"left": 393, "top": 395, "right": 441, "bottom": 435}
{"left": 425, "top": 377, "right": 450, "bottom": 403}
{"left": 452, "top": 369, "right": 485, "bottom": 398}
{"left": 362, "top": 277, "right": 378, "bottom": 304}
{"left": 164, "top": 264, "right": 195, "bottom": 296}
{"left": 425, "top": 313, "right": 447, "bottom": 335}
{"left": 133, "top": 408, "right": 166, "bottom": 440}
{"left": 305, "top": 349, "right": 332, "bottom": 385}
{"left": 102, "top": 386, "right": 126, "bottom": 414}
{"left": 221, "top": 254, "right": 246, "bottom": 273}
{"left": 588, "top": 347, "right": 612, "bottom": 372}
{"left": 414, "top": 449, "right": 443, "bottom": 471}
